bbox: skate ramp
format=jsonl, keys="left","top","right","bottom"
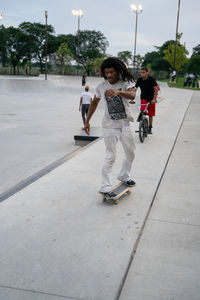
{"left": 0, "top": 76, "right": 103, "bottom": 194}
{"left": 0, "top": 75, "right": 100, "bottom": 95}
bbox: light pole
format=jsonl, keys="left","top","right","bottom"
{"left": 173, "top": 0, "right": 181, "bottom": 71}
{"left": 72, "top": 9, "right": 83, "bottom": 75}
{"left": 45, "top": 11, "right": 48, "bottom": 80}
{"left": 0, "top": 13, "right": 3, "bottom": 69}
{"left": 130, "top": 4, "right": 143, "bottom": 71}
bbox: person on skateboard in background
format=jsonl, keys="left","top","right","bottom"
{"left": 135, "top": 67, "right": 158, "bottom": 134}
{"left": 84, "top": 57, "right": 136, "bottom": 199}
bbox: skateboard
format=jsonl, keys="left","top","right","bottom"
{"left": 101, "top": 182, "right": 132, "bottom": 205}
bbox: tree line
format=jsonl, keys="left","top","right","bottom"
{"left": 0, "top": 22, "right": 199, "bottom": 78}
{"left": 142, "top": 34, "right": 200, "bottom": 77}
{"left": 118, "top": 34, "right": 200, "bottom": 78}
{"left": 0, "top": 22, "right": 109, "bottom": 75}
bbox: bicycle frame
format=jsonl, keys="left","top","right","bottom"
{"left": 135, "top": 97, "right": 164, "bottom": 142}
{"left": 136, "top": 102, "right": 150, "bottom": 122}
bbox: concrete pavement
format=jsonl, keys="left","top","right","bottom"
{"left": 0, "top": 76, "right": 103, "bottom": 195}
{"left": 120, "top": 91, "right": 200, "bottom": 300}
{"left": 0, "top": 76, "right": 199, "bottom": 299}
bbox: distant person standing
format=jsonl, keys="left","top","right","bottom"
{"left": 135, "top": 67, "right": 158, "bottom": 134}
{"left": 79, "top": 86, "right": 93, "bottom": 126}
{"left": 192, "top": 74, "right": 198, "bottom": 88}
{"left": 171, "top": 70, "right": 176, "bottom": 82}
{"left": 82, "top": 74, "right": 86, "bottom": 86}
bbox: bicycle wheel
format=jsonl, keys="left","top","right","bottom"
{"left": 144, "top": 117, "right": 149, "bottom": 137}
{"left": 139, "top": 118, "right": 146, "bottom": 143}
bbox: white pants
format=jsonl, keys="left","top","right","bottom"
{"left": 98, "top": 127, "right": 135, "bottom": 193}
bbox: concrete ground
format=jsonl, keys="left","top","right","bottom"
{"left": 0, "top": 75, "right": 103, "bottom": 195}
{"left": 0, "top": 76, "right": 199, "bottom": 300}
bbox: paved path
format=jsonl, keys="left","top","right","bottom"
{"left": 120, "top": 91, "right": 200, "bottom": 300}
{"left": 0, "top": 77, "right": 199, "bottom": 299}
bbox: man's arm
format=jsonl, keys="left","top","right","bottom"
{"left": 105, "top": 87, "right": 135, "bottom": 100}
{"left": 151, "top": 86, "right": 158, "bottom": 103}
{"left": 79, "top": 98, "right": 82, "bottom": 111}
{"left": 84, "top": 96, "right": 101, "bottom": 135}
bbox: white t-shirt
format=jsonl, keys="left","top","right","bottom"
{"left": 80, "top": 91, "right": 93, "bottom": 105}
{"left": 95, "top": 79, "right": 135, "bottom": 128}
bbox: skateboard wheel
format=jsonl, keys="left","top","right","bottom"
{"left": 127, "top": 190, "right": 131, "bottom": 195}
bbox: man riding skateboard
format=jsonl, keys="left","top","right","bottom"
{"left": 84, "top": 57, "right": 136, "bottom": 199}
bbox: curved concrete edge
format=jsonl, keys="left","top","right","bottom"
{"left": 0, "top": 137, "right": 102, "bottom": 203}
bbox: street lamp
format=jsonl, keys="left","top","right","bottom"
{"left": 72, "top": 9, "right": 83, "bottom": 75}
{"left": 173, "top": 0, "right": 181, "bottom": 71}
{"left": 45, "top": 11, "right": 48, "bottom": 80}
{"left": 0, "top": 13, "right": 2, "bottom": 21}
{"left": 130, "top": 4, "right": 143, "bottom": 70}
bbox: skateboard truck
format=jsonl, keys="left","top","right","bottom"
{"left": 101, "top": 182, "right": 132, "bottom": 205}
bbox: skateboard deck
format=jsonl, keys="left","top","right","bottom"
{"left": 101, "top": 182, "right": 132, "bottom": 205}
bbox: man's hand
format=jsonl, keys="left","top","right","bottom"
{"left": 129, "top": 100, "right": 135, "bottom": 104}
{"left": 151, "top": 99, "right": 156, "bottom": 103}
{"left": 105, "top": 89, "right": 119, "bottom": 98}
{"left": 84, "top": 122, "right": 90, "bottom": 135}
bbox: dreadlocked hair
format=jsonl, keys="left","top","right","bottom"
{"left": 100, "top": 57, "right": 135, "bottom": 82}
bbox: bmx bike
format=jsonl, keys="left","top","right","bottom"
{"left": 135, "top": 96, "right": 164, "bottom": 143}
{"left": 135, "top": 102, "right": 150, "bottom": 143}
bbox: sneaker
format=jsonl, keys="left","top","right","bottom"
{"left": 100, "top": 191, "right": 117, "bottom": 198}
{"left": 125, "top": 179, "right": 136, "bottom": 186}
{"left": 148, "top": 125, "right": 153, "bottom": 134}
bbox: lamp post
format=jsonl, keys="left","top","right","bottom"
{"left": 173, "top": 0, "right": 181, "bottom": 71}
{"left": 0, "top": 13, "right": 3, "bottom": 69}
{"left": 130, "top": 4, "right": 143, "bottom": 71}
{"left": 45, "top": 11, "right": 48, "bottom": 80}
{"left": 72, "top": 9, "right": 83, "bottom": 75}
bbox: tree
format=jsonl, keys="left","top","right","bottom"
{"left": 56, "top": 43, "right": 72, "bottom": 75}
{"left": 94, "top": 57, "right": 104, "bottom": 72}
{"left": 142, "top": 51, "right": 160, "bottom": 67}
{"left": 134, "top": 55, "right": 144, "bottom": 70}
{"left": 77, "top": 30, "right": 109, "bottom": 65}
{"left": 192, "top": 44, "right": 200, "bottom": 56}
{"left": 0, "top": 25, "right": 9, "bottom": 66}
{"left": 155, "top": 40, "right": 175, "bottom": 57}
{"left": 6, "top": 26, "right": 23, "bottom": 74}
{"left": 19, "top": 22, "right": 55, "bottom": 73}
{"left": 151, "top": 57, "right": 170, "bottom": 72}
{"left": 83, "top": 57, "right": 104, "bottom": 76}
{"left": 83, "top": 59, "right": 95, "bottom": 76}
{"left": 187, "top": 55, "right": 200, "bottom": 73}
{"left": 53, "top": 34, "right": 77, "bottom": 57}
{"left": 117, "top": 51, "right": 132, "bottom": 67}
{"left": 163, "top": 35, "right": 189, "bottom": 72}
{"left": 142, "top": 41, "right": 175, "bottom": 73}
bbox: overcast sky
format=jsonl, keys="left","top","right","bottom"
{"left": 1, "top": 0, "right": 199, "bottom": 57}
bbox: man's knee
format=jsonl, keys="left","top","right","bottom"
{"left": 105, "top": 151, "right": 116, "bottom": 165}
